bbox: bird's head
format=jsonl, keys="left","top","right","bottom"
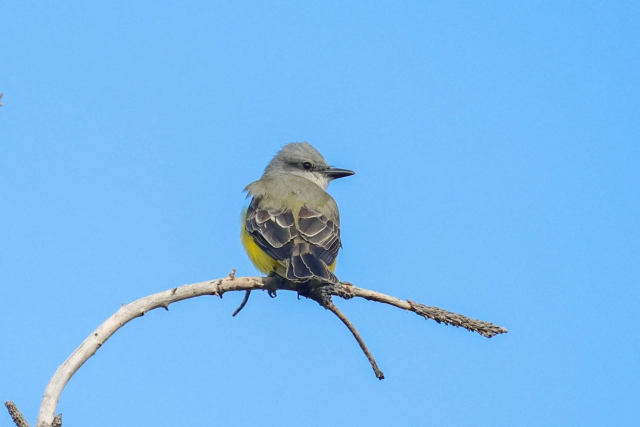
{"left": 263, "top": 142, "right": 354, "bottom": 190}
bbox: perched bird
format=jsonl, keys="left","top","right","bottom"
{"left": 242, "top": 142, "right": 354, "bottom": 284}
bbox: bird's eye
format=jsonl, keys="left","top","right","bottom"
{"left": 302, "top": 162, "right": 313, "bottom": 170}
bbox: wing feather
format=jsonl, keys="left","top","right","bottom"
{"left": 245, "top": 198, "right": 296, "bottom": 261}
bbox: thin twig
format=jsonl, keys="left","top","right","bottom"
{"left": 231, "top": 290, "right": 251, "bottom": 317}
{"left": 5, "top": 401, "right": 30, "bottom": 427}
{"left": 301, "top": 285, "right": 384, "bottom": 379}
{"left": 325, "top": 301, "right": 384, "bottom": 379}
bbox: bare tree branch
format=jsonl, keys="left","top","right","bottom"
{"left": 338, "top": 284, "right": 508, "bottom": 338}
{"left": 23, "top": 275, "right": 506, "bottom": 427}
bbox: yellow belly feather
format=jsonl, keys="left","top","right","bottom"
{"left": 241, "top": 225, "right": 286, "bottom": 276}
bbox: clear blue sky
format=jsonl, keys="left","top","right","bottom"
{"left": 2, "top": 2, "right": 639, "bottom": 426}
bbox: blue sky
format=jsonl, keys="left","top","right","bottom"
{"left": 2, "top": 2, "right": 639, "bottom": 426}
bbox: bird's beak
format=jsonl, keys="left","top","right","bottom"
{"left": 321, "top": 167, "right": 355, "bottom": 179}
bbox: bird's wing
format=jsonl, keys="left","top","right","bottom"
{"left": 245, "top": 197, "right": 297, "bottom": 262}
{"left": 288, "top": 206, "right": 341, "bottom": 283}
{"left": 245, "top": 200, "right": 341, "bottom": 283}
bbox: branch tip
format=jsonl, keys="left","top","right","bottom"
{"left": 407, "top": 300, "right": 508, "bottom": 338}
{"left": 5, "top": 401, "right": 30, "bottom": 427}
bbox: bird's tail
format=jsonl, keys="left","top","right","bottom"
{"left": 286, "top": 242, "right": 338, "bottom": 284}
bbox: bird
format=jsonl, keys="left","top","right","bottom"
{"left": 241, "top": 142, "right": 354, "bottom": 285}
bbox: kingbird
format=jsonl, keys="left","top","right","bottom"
{"left": 242, "top": 142, "right": 354, "bottom": 284}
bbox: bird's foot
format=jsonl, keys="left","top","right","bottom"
{"left": 266, "top": 273, "right": 283, "bottom": 298}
